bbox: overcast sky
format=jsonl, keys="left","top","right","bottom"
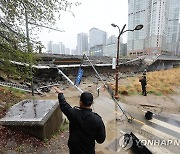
{"left": 38, "top": 0, "right": 128, "bottom": 51}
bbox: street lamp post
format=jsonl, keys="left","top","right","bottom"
{"left": 111, "top": 23, "right": 143, "bottom": 99}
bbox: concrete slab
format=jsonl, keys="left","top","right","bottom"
{"left": 0, "top": 100, "right": 63, "bottom": 140}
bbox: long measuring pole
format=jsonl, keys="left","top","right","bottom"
{"left": 57, "top": 68, "right": 96, "bottom": 112}
{"left": 84, "top": 55, "right": 133, "bottom": 122}
{"left": 57, "top": 68, "right": 83, "bottom": 93}
{"left": 84, "top": 54, "right": 106, "bottom": 86}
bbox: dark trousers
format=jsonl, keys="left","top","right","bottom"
{"left": 142, "top": 85, "right": 147, "bottom": 96}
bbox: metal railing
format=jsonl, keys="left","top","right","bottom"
{"left": 0, "top": 81, "right": 38, "bottom": 93}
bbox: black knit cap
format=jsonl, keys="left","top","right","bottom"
{"left": 80, "top": 92, "right": 93, "bottom": 106}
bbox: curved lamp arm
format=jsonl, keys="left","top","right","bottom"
{"left": 122, "top": 29, "right": 134, "bottom": 35}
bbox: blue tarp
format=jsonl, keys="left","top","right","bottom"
{"left": 74, "top": 68, "right": 84, "bottom": 86}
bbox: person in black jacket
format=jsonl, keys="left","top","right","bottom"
{"left": 139, "top": 75, "right": 147, "bottom": 96}
{"left": 53, "top": 87, "right": 106, "bottom": 154}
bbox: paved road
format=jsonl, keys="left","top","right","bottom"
{"left": 93, "top": 90, "right": 180, "bottom": 154}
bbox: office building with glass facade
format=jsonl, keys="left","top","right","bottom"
{"left": 77, "top": 33, "right": 88, "bottom": 55}
{"left": 89, "top": 28, "right": 107, "bottom": 48}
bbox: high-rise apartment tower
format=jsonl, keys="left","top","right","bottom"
{"left": 128, "top": 0, "right": 180, "bottom": 57}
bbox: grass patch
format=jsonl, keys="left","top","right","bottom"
{"left": 1, "top": 86, "right": 26, "bottom": 96}
{"left": 0, "top": 86, "right": 26, "bottom": 115}
{"left": 9, "top": 87, "right": 26, "bottom": 94}
{"left": 112, "top": 68, "right": 180, "bottom": 96}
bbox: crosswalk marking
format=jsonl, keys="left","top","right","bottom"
{"left": 141, "top": 125, "right": 178, "bottom": 140}
{"left": 106, "top": 113, "right": 180, "bottom": 153}
{"left": 150, "top": 118, "right": 180, "bottom": 134}
{"left": 94, "top": 93, "right": 180, "bottom": 153}
{"left": 134, "top": 132, "right": 174, "bottom": 154}
{"left": 119, "top": 130, "right": 175, "bottom": 154}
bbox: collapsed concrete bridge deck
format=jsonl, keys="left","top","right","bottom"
{"left": 33, "top": 54, "right": 180, "bottom": 80}
{"left": 0, "top": 54, "right": 180, "bottom": 87}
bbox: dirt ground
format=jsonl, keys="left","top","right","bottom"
{"left": 0, "top": 77, "right": 180, "bottom": 153}
{"left": 122, "top": 87, "right": 180, "bottom": 110}
{"left": 121, "top": 86, "right": 180, "bottom": 121}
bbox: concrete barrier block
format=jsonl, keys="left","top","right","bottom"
{"left": 0, "top": 100, "right": 63, "bottom": 140}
